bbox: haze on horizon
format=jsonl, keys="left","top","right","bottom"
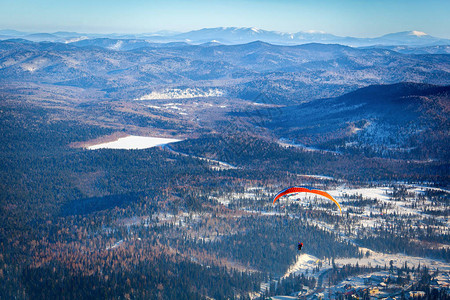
{"left": 0, "top": 0, "right": 449, "bottom": 39}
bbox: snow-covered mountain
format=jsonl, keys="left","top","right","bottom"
{"left": 376, "top": 31, "right": 444, "bottom": 46}
{"left": 171, "top": 27, "right": 293, "bottom": 44}
{"left": 171, "top": 27, "right": 357, "bottom": 45}
{"left": 1, "top": 27, "right": 449, "bottom": 47}
{"left": 165, "top": 27, "right": 450, "bottom": 46}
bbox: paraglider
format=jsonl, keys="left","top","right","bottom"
{"left": 272, "top": 186, "right": 342, "bottom": 252}
{"left": 272, "top": 186, "right": 342, "bottom": 214}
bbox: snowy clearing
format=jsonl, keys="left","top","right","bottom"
{"left": 296, "top": 174, "right": 335, "bottom": 181}
{"left": 87, "top": 135, "right": 182, "bottom": 150}
{"left": 336, "top": 247, "right": 450, "bottom": 272}
{"left": 283, "top": 253, "right": 321, "bottom": 278}
{"left": 135, "top": 88, "right": 225, "bottom": 100}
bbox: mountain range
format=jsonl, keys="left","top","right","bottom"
{"left": 259, "top": 82, "right": 450, "bottom": 160}
{"left": 1, "top": 38, "right": 449, "bottom": 105}
{"left": 0, "top": 36, "right": 448, "bottom": 161}
{"left": 1, "top": 27, "right": 449, "bottom": 47}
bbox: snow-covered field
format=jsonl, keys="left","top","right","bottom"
{"left": 87, "top": 135, "right": 181, "bottom": 150}
{"left": 329, "top": 185, "right": 448, "bottom": 218}
{"left": 336, "top": 247, "right": 450, "bottom": 272}
{"left": 329, "top": 187, "right": 391, "bottom": 202}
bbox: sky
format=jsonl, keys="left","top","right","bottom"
{"left": 0, "top": 0, "right": 449, "bottom": 38}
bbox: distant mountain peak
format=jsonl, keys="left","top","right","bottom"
{"left": 382, "top": 31, "right": 431, "bottom": 38}
{"left": 410, "top": 30, "right": 428, "bottom": 37}
{"left": 228, "top": 27, "right": 263, "bottom": 33}
{"left": 303, "top": 30, "right": 327, "bottom": 34}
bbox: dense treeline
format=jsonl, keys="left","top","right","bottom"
{"left": 20, "top": 254, "right": 262, "bottom": 300}
{"left": 171, "top": 134, "right": 450, "bottom": 184}
{"left": 212, "top": 215, "right": 359, "bottom": 274}
{"left": 175, "top": 214, "right": 359, "bottom": 275}
{"left": 0, "top": 104, "right": 113, "bottom": 152}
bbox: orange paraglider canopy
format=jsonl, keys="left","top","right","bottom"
{"left": 272, "top": 186, "right": 342, "bottom": 214}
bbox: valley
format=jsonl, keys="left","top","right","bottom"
{"left": 0, "top": 37, "right": 448, "bottom": 299}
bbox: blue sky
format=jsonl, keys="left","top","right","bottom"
{"left": 0, "top": 0, "right": 449, "bottom": 38}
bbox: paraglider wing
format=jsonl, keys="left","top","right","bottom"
{"left": 272, "top": 186, "right": 342, "bottom": 214}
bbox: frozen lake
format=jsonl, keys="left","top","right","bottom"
{"left": 87, "top": 135, "right": 181, "bottom": 150}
